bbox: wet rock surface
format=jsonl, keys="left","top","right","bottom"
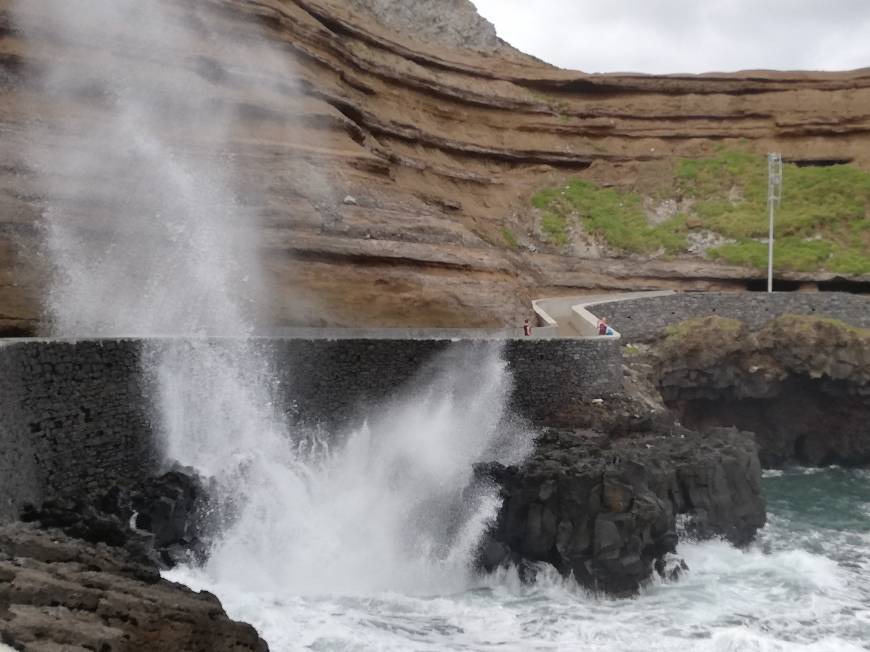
{"left": 478, "top": 424, "right": 766, "bottom": 595}
{"left": 19, "top": 468, "right": 210, "bottom": 571}
{"left": 0, "top": 523, "right": 267, "bottom": 652}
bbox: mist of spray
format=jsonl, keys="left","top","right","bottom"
{"left": 195, "top": 342, "right": 533, "bottom": 596}
{"left": 14, "top": 0, "right": 533, "bottom": 598}
{"left": 15, "top": 0, "right": 264, "bottom": 336}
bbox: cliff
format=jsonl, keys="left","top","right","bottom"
{"left": 2, "top": 0, "right": 870, "bottom": 333}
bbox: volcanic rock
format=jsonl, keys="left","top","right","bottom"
{"left": 477, "top": 424, "right": 766, "bottom": 595}
{"left": 656, "top": 315, "right": 870, "bottom": 466}
{"left": 20, "top": 468, "right": 210, "bottom": 571}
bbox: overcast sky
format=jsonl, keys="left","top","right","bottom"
{"left": 471, "top": 0, "right": 870, "bottom": 74}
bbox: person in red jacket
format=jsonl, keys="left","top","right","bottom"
{"left": 598, "top": 318, "right": 608, "bottom": 336}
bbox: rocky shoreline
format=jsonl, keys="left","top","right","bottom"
{"left": 0, "top": 396, "right": 769, "bottom": 647}
{"left": 654, "top": 315, "right": 870, "bottom": 467}
{"left": 0, "top": 524, "right": 267, "bottom": 652}
{"left": 0, "top": 472, "right": 268, "bottom": 651}
{"left": 5, "top": 314, "right": 869, "bottom": 645}
{"left": 477, "top": 421, "right": 765, "bottom": 595}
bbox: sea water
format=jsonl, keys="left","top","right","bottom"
{"left": 169, "top": 467, "right": 870, "bottom": 652}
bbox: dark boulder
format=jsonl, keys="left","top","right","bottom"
{"left": 477, "top": 426, "right": 765, "bottom": 595}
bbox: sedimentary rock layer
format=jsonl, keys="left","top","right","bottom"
{"left": 1, "top": 0, "right": 869, "bottom": 332}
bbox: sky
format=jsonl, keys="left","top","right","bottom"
{"left": 471, "top": 0, "right": 870, "bottom": 74}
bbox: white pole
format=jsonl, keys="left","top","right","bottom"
{"left": 767, "top": 153, "right": 781, "bottom": 294}
{"left": 767, "top": 194, "right": 774, "bottom": 293}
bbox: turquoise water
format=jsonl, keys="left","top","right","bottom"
{"left": 171, "top": 467, "right": 870, "bottom": 651}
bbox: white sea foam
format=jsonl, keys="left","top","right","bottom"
{"left": 170, "top": 524, "right": 870, "bottom": 652}
{"left": 179, "top": 341, "right": 533, "bottom": 598}
{"left": 167, "top": 466, "right": 870, "bottom": 651}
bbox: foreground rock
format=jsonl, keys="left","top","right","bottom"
{"left": 0, "top": 523, "right": 267, "bottom": 652}
{"left": 0, "top": 469, "right": 263, "bottom": 651}
{"left": 656, "top": 315, "right": 870, "bottom": 467}
{"left": 478, "top": 425, "right": 766, "bottom": 595}
{"left": 20, "top": 468, "right": 210, "bottom": 571}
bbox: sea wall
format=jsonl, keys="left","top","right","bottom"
{"left": 0, "top": 340, "right": 155, "bottom": 522}
{"left": 587, "top": 292, "right": 870, "bottom": 341}
{"left": 0, "top": 334, "right": 622, "bottom": 522}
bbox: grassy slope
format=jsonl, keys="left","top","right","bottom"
{"left": 530, "top": 149, "right": 870, "bottom": 275}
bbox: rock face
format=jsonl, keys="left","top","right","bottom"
{"left": 0, "top": 468, "right": 269, "bottom": 651}
{"left": 2, "top": 0, "right": 870, "bottom": 334}
{"left": 0, "top": 523, "right": 267, "bottom": 652}
{"left": 19, "top": 469, "right": 210, "bottom": 570}
{"left": 343, "top": 0, "right": 516, "bottom": 54}
{"left": 656, "top": 315, "right": 870, "bottom": 467}
{"left": 478, "top": 424, "right": 766, "bottom": 595}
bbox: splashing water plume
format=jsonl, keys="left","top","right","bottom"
{"left": 199, "top": 344, "right": 531, "bottom": 596}
{"left": 14, "top": 0, "right": 532, "bottom": 607}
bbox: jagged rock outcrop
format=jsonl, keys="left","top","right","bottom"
{"left": 19, "top": 468, "right": 210, "bottom": 570}
{"left": 0, "top": 523, "right": 268, "bottom": 652}
{"left": 1, "top": 0, "right": 870, "bottom": 334}
{"left": 478, "top": 424, "right": 766, "bottom": 595}
{"left": 342, "top": 0, "right": 518, "bottom": 55}
{"left": 656, "top": 315, "right": 870, "bottom": 466}
{"left": 0, "top": 468, "right": 266, "bottom": 650}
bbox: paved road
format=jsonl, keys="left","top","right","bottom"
{"left": 533, "top": 291, "right": 675, "bottom": 337}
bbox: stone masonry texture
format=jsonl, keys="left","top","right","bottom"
{"left": 587, "top": 292, "right": 870, "bottom": 342}
{"left": 0, "top": 335, "right": 623, "bottom": 523}
{"left": 0, "top": 340, "right": 157, "bottom": 522}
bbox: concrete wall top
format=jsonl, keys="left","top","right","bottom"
{"left": 0, "top": 327, "right": 549, "bottom": 344}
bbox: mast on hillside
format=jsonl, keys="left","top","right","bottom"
{"left": 767, "top": 153, "right": 783, "bottom": 293}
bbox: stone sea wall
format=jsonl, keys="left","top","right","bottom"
{"left": 0, "top": 340, "right": 156, "bottom": 522}
{"left": 587, "top": 292, "right": 870, "bottom": 341}
{"left": 0, "top": 334, "right": 622, "bottom": 522}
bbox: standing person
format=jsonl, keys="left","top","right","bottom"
{"left": 598, "top": 318, "right": 608, "bottom": 336}
{"left": 523, "top": 319, "right": 532, "bottom": 336}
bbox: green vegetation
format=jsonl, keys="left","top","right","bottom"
{"left": 531, "top": 180, "right": 688, "bottom": 254}
{"left": 664, "top": 316, "right": 744, "bottom": 342}
{"left": 501, "top": 227, "right": 519, "bottom": 249}
{"left": 770, "top": 314, "right": 870, "bottom": 339}
{"left": 660, "top": 316, "right": 745, "bottom": 359}
{"left": 539, "top": 210, "right": 570, "bottom": 246}
{"left": 530, "top": 147, "right": 870, "bottom": 274}
{"left": 675, "top": 149, "right": 870, "bottom": 274}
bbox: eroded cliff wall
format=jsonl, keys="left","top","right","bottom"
{"left": 1, "top": 0, "right": 869, "bottom": 333}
